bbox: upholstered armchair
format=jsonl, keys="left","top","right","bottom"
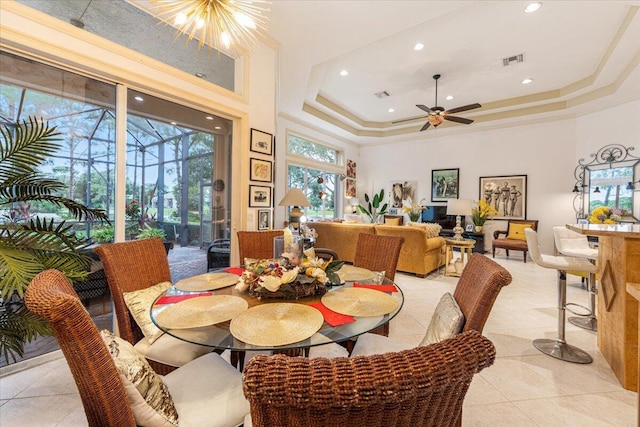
{"left": 492, "top": 219, "right": 539, "bottom": 263}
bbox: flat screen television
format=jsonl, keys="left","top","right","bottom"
{"left": 421, "top": 205, "right": 456, "bottom": 229}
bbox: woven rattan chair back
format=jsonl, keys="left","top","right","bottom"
{"left": 25, "top": 269, "right": 136, "bottom": 427}
{"left": 353, "top": 233, "right": 405, "bottom": 281}
{"left": 453, "top": 254, "right": 512, "bottom": 334}
{"left": 243, "top": 330, "right": 495, "bottom": 427}
{"left": 237, "top": 230, "right": 284, "bottom": 264}
{"left": 94, "top": 238, "right": 171, "bottom": 346}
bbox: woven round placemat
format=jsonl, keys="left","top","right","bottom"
{"left": 230, "top": 303, "right": 324, "bottom": 346}
{"left": 337, "top": 265, "right": 374, "bottom": 282}
{"left": 321, "top": 287, "right": 399, "bottom": 317}
{"left": 174, "top": 273, "right": 239, "bottom": 292}
{"left": 155, "top": 295, "right": 248, "bottom": 329}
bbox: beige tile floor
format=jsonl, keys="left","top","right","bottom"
{"left": 0, "top": 256, "right": 637, "bottom": 426}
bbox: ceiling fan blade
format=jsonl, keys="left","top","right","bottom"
{"left": 416, "top": 104, "right": 433, "bottom": 113}
{"left": 444, "top": 115, "right": 474, "bottom": 125}
{"left": 445, "top": 103, "right": 482, "bottom": 115}
{"left": 419, "top": 121, "right": 431, "bottom": 131}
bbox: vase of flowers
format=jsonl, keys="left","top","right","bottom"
{"left": 588, "top": 206, "right": 629, "bottom": 224}
{"left": 471, "top": 200, "right": 498, "bottom": 232}
{"left": 235, "top": 252, "right": 344, "bottom": 299}
{"left": 402, "top": 197, "right": 425, "bottom": 222}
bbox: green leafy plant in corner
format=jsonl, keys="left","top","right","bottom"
{"left": 92, "top": 226, "right": 114, "bottom": 243}
{"left": 357, "top": 189, "right": 388, "bottom": 223}
{"left": 0, "top": 117, "right": 109, "bottom": 363}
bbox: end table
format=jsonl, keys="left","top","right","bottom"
{"left": 444, "top": 238, "right": 476, "bottom": 277}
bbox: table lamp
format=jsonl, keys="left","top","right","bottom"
{"left": 447, "top": 198, "right": 472, "bottom": 241}
{"left": 278, "top": 188, "right": 310, "bottom": 232}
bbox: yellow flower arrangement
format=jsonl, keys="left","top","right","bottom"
{"left": 471, "top": 200, "right": 498, "bottom": 226}
{"left": 588, "top": 206, "right": 628, "bottom": 224}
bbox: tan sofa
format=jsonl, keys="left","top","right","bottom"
{"left": 310, "top": 222, "right": 445, "bottom": 277}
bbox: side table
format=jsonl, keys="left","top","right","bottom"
{"left": 444, "top": 238, "right": 476, "bottom": 277}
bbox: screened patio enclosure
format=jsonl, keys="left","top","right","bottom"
{"left": 1, "top": 52, "right": 232, "bottom": 248}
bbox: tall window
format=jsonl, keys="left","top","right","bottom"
{"left": 286, "top": 133, "right": 343, "bottom": 221}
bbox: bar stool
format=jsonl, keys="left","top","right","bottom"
{"left": 553, "top": 226, "right": 598, "bottom": 331}
{"left": 525, "top": 228, "right": 595, "bottom": 364}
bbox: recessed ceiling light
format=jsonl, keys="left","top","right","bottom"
{"left": 339, "top": 70, "right": 349, "bottom": 76}
{"left": 524, "top": 2, "right": 542, "bottom": 13}
{"left": 134, "top": 96, "right": 143, "bottom": 102}
{"left": 214, "top": 126, "right": 221, "bottom": 130}
{"left": 388, "top": 108, "right": 395, "bottom": 113}
{"left": 170, "top": 121, "right": 177, "bottom": 125}
{"left": 195, "top": 72, "right": 207, "bottom": 78}
{"left": 445, "top": 95, "right": 454, "bottom": 100}
{"left": 521, "top": 78, "right": 533, "bottom": 85}
{"left": 205, "top": 116, "right": 214, "bottom": 120}
{"left": 413, "top": 43, "right": 424, "bottom": 51}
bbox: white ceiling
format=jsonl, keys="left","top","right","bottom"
{"left": 266, "top": 1, "right": 640, "bottom": 144}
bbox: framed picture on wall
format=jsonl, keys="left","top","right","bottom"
{"left": 479, "top": 174, "right": 527, "bottom": 220}
{"left": 249, "top": 158, "right": 272, "bottom": 182}
{"left": 250, "top": 128, "right": 273, "bottom": 156}
{"left": 345, "top": 178, "right": 356, "bottom": 197}
{"left": 249, "top": 185, "right": 272, "bottom": 208}
{"left": 257, "top": 209, "right": 272, "bottom": 230}
{"left": 347, "top": 159, "right": 357, "bottom": 178}
{"left": 431, "top": 168, "right": 459, "bottom": 202}
{"left": 390, "top": 180, "right": 417, "bottom": 209}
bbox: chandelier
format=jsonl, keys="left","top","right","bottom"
{"left": 152, "top": 0, "right": 270, "bottom": 57}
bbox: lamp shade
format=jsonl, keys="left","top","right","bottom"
{"left": 446, "top": 199, "right": 472, "bottom": 216}
{"left": 279, "top": 188, "right": 310, "bottom": 207}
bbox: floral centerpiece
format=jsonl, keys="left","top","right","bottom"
{"left": 235, "top": 251, "right": 344, "bottom": 299}
{"left": 402, "top": 197, "right": 425, "bottom": 222}
{"left": 588, "top": 206, "right": 629, "bottom": 224}
{"left": 471, "top": 200, "right": 498, "bottom": 229}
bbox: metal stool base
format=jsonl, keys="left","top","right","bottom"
{"left": 568, "top": 316, "right": 597, "bottom": 331}
{"left": 533, "top": 338, "right": 592, "bottom": 364}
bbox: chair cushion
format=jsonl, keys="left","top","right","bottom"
{"left": 350, "top": 332, "right": 412, "bottom": 357}
{"left": 420, "top": 292, "right": 465, "bottom": 346}
{"left": 134, "top": 333, "right": 212, "bottom": 367}
{"left": 506, "top": 223, "right": 531, "bottom": 241}
{"left": 101, "top": 330, "right": 178, "bottom": 427}
{"left": 123, "top": 281, "right": 172, "bottom": 344}
{"left": 163, "top": 352, "right": 250, "bottom": 427}
{"left": 385, "top": 217, "right": 401, "bottom": 225}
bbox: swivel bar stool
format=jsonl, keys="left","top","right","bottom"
{"left": 553, "top": 226, "right": 598, "bottom": 331}
{"left": 525, "top": 228, "right": 595, "bottom": 364}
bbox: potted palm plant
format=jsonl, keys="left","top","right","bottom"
{"left": 0, "top": 117, "right": 109, "bottom": 363}
{"left": 357, "top": 189, "right": 388, "bottom": 223}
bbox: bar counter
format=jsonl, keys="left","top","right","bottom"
{"left": 567, "top": 223, "right": 640, "bottom": 391}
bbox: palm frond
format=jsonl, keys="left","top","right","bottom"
{"left": 0, "top": 117, "right": 61, "bottom": 177}
{"left": 0, "top": 303, "right": 52, "bottom": 364}
{"left": 0, "top": 245, "right": 45, "bottom": 298}
{"left": 0, "top": 174, "right": 65, "bottom": 200}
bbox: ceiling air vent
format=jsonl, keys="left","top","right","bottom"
{"left": 374, "top": 90, "right": 390, "bottom": 98}
{"left": 502, "top": 53, "right": 524, "bottom": 66}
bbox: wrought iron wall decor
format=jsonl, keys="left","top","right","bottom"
{"left": 573, "top": 144, "right": 639, "bottom": 219}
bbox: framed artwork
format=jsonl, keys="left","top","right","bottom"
{"left": 257, "top": 209, "right": 271, "bottom": 230}
{"left": 479, "top": 174, "right": 527, "bottom": 220}
{"left": 465, "top": 224, "right": 475, "bottom": 232}
{"left": 250, "top": 128, "right": 273, "bottom": 156}
{"left": 346, "top": 159, "right": 357, "bottom": 178}
{"left": 250, "top": 158, "right": 272, "bottom": 183}
{"left": 390, "top": 180, "right": 417, "bottom": 209}
{"left": 345, "top": 178, "right": 356, "bottom": 197}
{"left": 249, "top": 185, "right": 272, "bottom": 208}
{"left": 431, "top": 169, "right": 459, "bottom": 202}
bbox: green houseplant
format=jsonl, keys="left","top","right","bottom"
{"left": 358, "top": 189, "right": 388, "bottom": 223}
{"left": 0, "top": 117, "right": 109, "bottom": 363}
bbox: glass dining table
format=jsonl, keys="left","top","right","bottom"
{"left": 150, "top": 267, "right": 404, "bottom": 368}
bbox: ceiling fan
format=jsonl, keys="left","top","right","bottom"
{"left": 416, "top": 74, "right": 481, "bottom": 131}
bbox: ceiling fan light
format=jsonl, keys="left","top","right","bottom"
{"left": 428, "top": 115, "right": 444, "bottom": 126}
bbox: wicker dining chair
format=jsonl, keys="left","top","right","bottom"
{"left": 243, "top": 330, "right": 496, "bottom": 427}
{"left": 351, "top": 254, "right": 512, "bottom": 357}
{"left": 353, "top": 233, "right": 405, "bottom": 281}
{"left": 94, "top": 238, "right": 210, "bottom": 374}
{"left": 25, "top": 269, "right": 249, "bottom": 427}
{"left": 237, "top": 230, "right": 284, "bottom": 264}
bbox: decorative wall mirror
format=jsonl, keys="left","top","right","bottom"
{"left": 573, "top": 144, "right": 640, "bottom": 221}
